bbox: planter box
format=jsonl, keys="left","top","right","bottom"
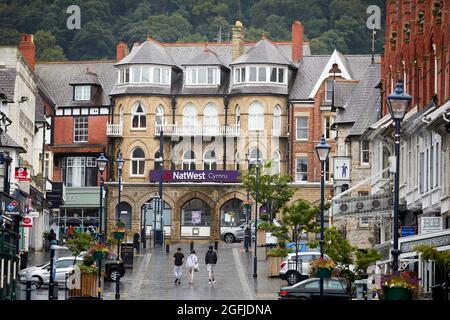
{"left": 69, "top": 273, "right": 99, "bottom": 298}
{"left": 315, "top": 268, "right": 332, "bottom": 278}
{"left": 383, "top": 287, "right": 412, "bottom": 300}
{"left": 257, "top": 230, "right": 266, "bottom": 246}
{"left": 266, "top": 256, "right": 282, "bottom": 277}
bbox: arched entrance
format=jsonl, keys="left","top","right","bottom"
{"left": 220, "top": 199, "right": 244, "bottom": 231}
{"left": 181, "top": 198, "right": 211, "bottom": 237}
{"left": 116, "top": 202, "right": 132, "bottom": 229}
{"left": 141, "top": 199, "right": 172, "bottom": 236}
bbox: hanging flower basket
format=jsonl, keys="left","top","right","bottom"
{"left": 113, "top": 230, "right": 125, "bottom": 240}
{"left": 315, "top": 268, "right": 333, "bottom": 279}
{"left": 92, "top": 251, "right": 107, "bottom": 260}
{"left": 382, "top": 287, "right": 412, "bottom": 300}
{"left": 89, "top": 243, "right": 109, "bottom": 260}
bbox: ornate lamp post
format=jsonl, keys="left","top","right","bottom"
{"left": 386, "top": 80, "right": 411, "bottom": 273}
{"left": 115, "top": 151, "right": 124, "bottom": 300}
{"left": 96, "top": 152, "right": 108, "bottom": 300}
{"left": 315, "top": 135, "right": 331, "bottom": 298}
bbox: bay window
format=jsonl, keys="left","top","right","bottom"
{"left": 233, "top": 65, "right": 287, "bottom": 84}
{"left": 186, "top": 67, "right": 219, "bottom": 85}
{"left": 61, "top": 156, "right": 97, "bottom": 187}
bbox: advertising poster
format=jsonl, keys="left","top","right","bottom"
{"left": 192, "top": 211, "right": 201, "bottom": 224}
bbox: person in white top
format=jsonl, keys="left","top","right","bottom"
{"left": 185, "top": 249, "right": 198, "bottom": 285}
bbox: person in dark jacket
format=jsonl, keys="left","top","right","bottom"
{"left": 133, "top": 233, "right": 140, "bottom": 254}
{"left": 47, "top": 229, "right": 57, "bottom": 245}
{"left": 205, "top": 245, "right": 218, "bottom": 285}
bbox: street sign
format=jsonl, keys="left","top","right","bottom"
{"left": 401, "top": 227, "right": 415, "bottom": 237}
{"left": 27, "top": 211, "right": 39, "bottom": 218}
{"left": 21, "top": 216, "right": 33, "bottom": 228}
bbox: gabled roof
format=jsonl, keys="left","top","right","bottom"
{"left": 115, "top": 40, "right": 177, "bottom": 67}
{"left": 231, "top": 38, "right": 292, "bottom": 66}
{"left": 36, "top": 61, "right": 116, "bottom": 107}
{"left": 0, "top": 68, "right": 16, "bottom": 102}
{"left": 182, "top": 47, "right": 226, "bottom": 67}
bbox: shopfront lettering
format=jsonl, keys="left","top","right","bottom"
{"left": 400, "top": 234, "right": 450, "bottom": 253}
{"left": 150, "top": 170, "right": 239, "bottom": 183}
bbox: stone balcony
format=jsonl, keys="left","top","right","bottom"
{"left": 155, "top": 124, "right": 240, "bottom": 137}
{"left": 107, "top": 122, "right": 123, "bottom": 137}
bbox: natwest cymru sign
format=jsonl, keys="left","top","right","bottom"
{"left": 150, "top": 170, "right": 239, "bottom": 183}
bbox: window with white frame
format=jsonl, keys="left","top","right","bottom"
{"left": 132, "top": 102, "right": 146, "bottom": 129}
{"left": 235, "top": 106, "right": 240, "bottom": 125}
{"left": 124, "top": 66, "right": 170, "bottom": 84}
{"left": 359, "top": 217, "right": 369, "bottom": 227}
{"left": 325, "top": 79, "right": 334, "bottom": 102}
{"left": 235, "top": 152, "right": 240, "bottom": 171}
{"left": 203, "top": 103, "right": 219, "bottom": 132}
{"left": 186, "top": 67, "right": 219, "bottom": 85}
{"left": 73, "top": 116, "right": 88, "bottom": 142}
{"left": 183, "top": 149, "right": 196, "bottom": 170}
{"left": 155, "top": 105, "right": 164, "bottom": 126}
{"left": 407, "top": 138, "right": 412, "bottom": 190}
{"left": 323, "top": 116, "right": 335, "bottom": 140}
{"left": 361, "top": 140, "right": 370, "bottom": 165}
{"left": 74, "top": 86, "right": 91, "bottom": 101}
{"left": 248, "top": 148, "right": 263, "bottom": 170}
{"left": 233, "top": 66, "right": 287, "bottom": 84}
{"left": 296, "top": 116, "right": 309, "bottom": 140}
{"left": 131, "top": 148, "right": 145, "bottom": 176}
{"left": 272, "top": 151, "right": 280, "bottom": 174}
{"left": 273, "top": 105, "right": 281, "bottom": 135}
{"left": 203, "top": 150, "right": 217, "bottom": 171}
{"left": 325, "top": 158, "right": 330, "bottom": 181}
{"left": 296, "top": 157, "right": 308, "bottom": 182}
{"left": 61, "top": 156, "right": 97, "bottom": 187}
{"left": 119, "top": 68, "right": 130, "bottom": 84}
{"left": 248, "top": 102, "right": 264, "bottom": 130}
{"left": 183, "top": 104, "right": 198, "bottom": 128}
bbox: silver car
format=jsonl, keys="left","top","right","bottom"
{"left": 19, "top": 256, "right": 82, "bottom": 289}
{"left": 220, "top": 219, "right": 281, "bottom": 244}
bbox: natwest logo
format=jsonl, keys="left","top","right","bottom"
{"left": 173, "top": 171, "right": 206, "bottom": 180}
{"left": 150, "top": 170, "right": 239, "bottom": 183}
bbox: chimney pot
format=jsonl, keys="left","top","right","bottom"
{"left": 232, "top": 21, "right": 246, "bottom": 61}
{"left": 291, "top": 21, "right": 304, "bottom": 64}
{"left": 116, "top": 42, "right": 129, "bottom": 62}
{"left": 19, "top": 34, "right": 35, "bottom": 71}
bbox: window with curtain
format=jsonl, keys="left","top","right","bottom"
{"left": 296, "top": 116, "right": 309, "bottom": 140}
{"left": 62, "top": 156, "right": 97, "bottom": 187}
{"left": 132, "top": 102, "right": 146, "bottom": 129}
{"left": 131, "top": 148, "right": 145, "bottom": 176}
{"left": 273, "top": 105, "right": 281, "bottom": 135}
{"left": 296, "top": 157, "right": 308, "bottom": 182}
{"left": 203, "top": 103, "right": 219, "bottom": 134}
{"left": 203, "top": 150, "right": 217, "bottom": 171}
{"left": 272, "top": 151, "right": 280, "bottom": 174}
{"left": 183, "top": 104, "right": 198, "bottom": 133}
{"left": 155, "top": 105, "right": 164, "bottom": 126}
{"left": 248, "top": 102, "right": 264, "bottom": 130}
{"left": 183, "top": 149, "right": 196, "bottom": 170}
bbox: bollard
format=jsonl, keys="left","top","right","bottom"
{"left": 190, "top": 241, "right": 194, "bottom": 251}
{"left": 115, "top": 273, "right": 120, "bottom": 300}
{"left": 26, "top": 280, "right": 32, "bottom": 301}
{"left": 214, "top": 241, "right": 218, "bottom": 251}
{"left": 166, "top": 243, "right": 170, "bottom": 253}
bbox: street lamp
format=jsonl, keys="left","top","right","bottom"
{"left": 315, "top": 135, "right": 331, "bottom": 298}
{"left": 115, "top": 151, "right": 124, "bottom": 300}
{"left": 245, "top": 152, "right": 262, "bottom": 278}
{"left": 386, "top": 80, "right": 411, "bottom": 273}
{"left": 96, "top": 152, "right": 108, "bottom": 300}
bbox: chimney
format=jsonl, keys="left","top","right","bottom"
{"left": 19, "top": 34, "right": 35, "bottom": 71}
{"left": 291, "top": 21, "right": 304, "bottom": 64}
{"left": 232, "top": 21, "right": 245, "bottom": 61}
{"left": 116, "top": 42, "right": 129, "bottom": 62}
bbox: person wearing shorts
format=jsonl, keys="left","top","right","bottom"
{"left": 204, "top": 245, "right": 217, "bottom": 285}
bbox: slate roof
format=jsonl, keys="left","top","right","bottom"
{"left": 116, "top": 40, "right": 178, "bottom": 67}
{"left": 182, "top": 48, "right": 226, "bottom": 67}
{"left": 69, "top": 70, "right": 102, "bottom": 86}
{"left": 35, "top": 61, "right": 116, "bottom": 106}
{"left": 334, "top": 81, "right": 358, "bottom": 108}
{"left": 0, "top": 133, "right": 25, "bottom": 152}
{"left": 231, "top": 38, "right": 292, "bottom": 66}
{"left": 289, "top": 54, "right": 380, "bottom": 100}
{"left": 35, "top": 92, "right": 46, "bottom": 122}
{"left": 0, "top": 68, "right": 16, "bottom": 102}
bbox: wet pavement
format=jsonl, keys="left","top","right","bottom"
{"left": 26, "top": 242, "right": 285, "bottom": 300}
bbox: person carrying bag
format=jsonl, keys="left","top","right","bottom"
{"left": 186, "top": 249, "right": 199, "bottom": 285}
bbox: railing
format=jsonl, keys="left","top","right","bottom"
{"left": 0, "top": 229, "right": 18, "bottom": 257}
{"left": 106, "top": 122, "right": 123, "bottom": 137}
{"left": 155, "top": 124, "right": 240, "bottom": 137}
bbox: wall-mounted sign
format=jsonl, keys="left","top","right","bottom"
{"left": 21, "top": 216, "right": 33, "bottom": 228}
{"left": 15, "top": 167, "right": 30, "bottom": 181}
{"left": 420, "top": 217, "right": 443, "bottom": 234}
{"left": 401, "top": 227, "right": 416, "bottom": 237}
{"left": 150, "top": 170, "right": 239, "bottom": 183}
{"left": 333, "top": 157, "right": 350, "bottom": 181}
{"left": 400, "top": 233, "right": 450, "bottom": 253}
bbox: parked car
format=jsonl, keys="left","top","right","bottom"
{"left": 278, "top": 277, "right": 349, "bottom": 300}
{"left": 279, "top": 252, "right": 332, "bottom": 285}
{"left": 78, "top": 252, "right": 125, "bottom": 281}
{"left": 220, "top": 219, "right": 280, "bottom": 244}
{"left": 19, "top": 256, "right": 83, "bottom": 289}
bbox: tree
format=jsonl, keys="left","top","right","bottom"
{"left": 68, "top": 21, "right": 115, "bottom": 60}
{"left": 66, "top": 231, "right": 95, "bottom": 265}
{"left": 34, "top": 30, "right": 66, "bottom": 61}
{"left": 148, "top": 13, "right": 194, "bottom": 42}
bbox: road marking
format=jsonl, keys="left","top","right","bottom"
{"left": 232, "top": 248, "right": 255, "bottom": 300}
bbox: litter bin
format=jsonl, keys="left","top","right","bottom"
{"left": 18, "top": 278, "right": 36, "bottom": 300}
{"left": 155, "top": 230, "right": 164, "bottom": 245}
{"left": 49, "top": 282, "right": 59, "bottom": 300}
{"left": 431, "top": 284, "right": 444, "bottom": 301}
{"left": 354, "top": 279, "right": 367, "bottom": 300}
{"left": 121, "top": 242, "right": 134, "bottom": 268}
{"left": 19, "top": 252, "right": 28, "bottom": 270}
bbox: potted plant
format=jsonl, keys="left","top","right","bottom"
{"left": 310, "top": 257, "right": 336, "bottom": 279}
{"left": 266, "top": 246, "right": 292, "bottom": 277}
{"left": 89, "top": 243, "right": 110, "bottom": 260}
{"left": 112, "top": 221, "right": 126, "bottom": 240}
{"left": 69, "top": 254, "right": 100, "bottom": 298}
{"left": 381, "top": 271, "right": 419, "bottom": 300}
{"left": 66, "top": 231, "right": 95, "bottom": 266}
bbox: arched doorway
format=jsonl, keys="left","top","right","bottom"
{"left": 181, "top": 198, "right": 211, "bottom": 237}
{"left": 141, "top": 199, "right": 172, "bottom": 236}
{"left": 116, "top": 202, "right": 132, "bottom": 229}
{"left": 220, "top": 199, "right": 244, "bottom": 231}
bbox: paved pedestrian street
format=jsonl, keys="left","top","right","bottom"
{"left": 28, "top": 242, "right": 285, "bottom": 300}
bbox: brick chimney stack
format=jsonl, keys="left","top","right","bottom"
{"left": 19, "top": 34, "right": 35, "bottom": 71}
{"left": 291, "top": 21, "right": 304, "bottom": 64}
{"left": 116, "top": 42, "right": 129, "bottom": 62}
{"left": 232, "top": 21, "right": 246, "bottom": 61}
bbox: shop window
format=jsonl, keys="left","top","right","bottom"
{"left": 220, "top": 199, "right": 244, "bottom": 227}
{"left": 181, "top": 198, "right": 211, "bottom": 227}
{"left": 143, "top": 199, "right": 172, "bottom": 230}
{"left": 116, "top": 202, "right": 132, "bottom": 229}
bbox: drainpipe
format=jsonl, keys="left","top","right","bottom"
{"left": 223, "top": 95, "right": 230, "bottom": 169}
{"left": 171, "top": 96, "right": 177, "bottom": 170}
{"left": 287, "top": 101, "right": 293, "bottom": 177}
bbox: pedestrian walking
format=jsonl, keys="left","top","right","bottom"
{"left": 67, "top": 225, "right": 74, "bottom": 239}
{"left": 185, "top": 249, "right": 198, "bottom": 285}
{"left": 205, "top": 245, "right": 217, "bottom": 285}
{"left": 173, "top": 247, "right": 185, "bottom": 285}
{"left": 133, "top": 233, "right": 140, "bottom": 254}
{"left": 47, "top": 229, "right": 57, "bottom": 246}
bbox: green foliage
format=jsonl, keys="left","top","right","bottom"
{"left": 355, "top": 248, "right": 382, "bottom": 274}
{"left": 267, "top": 247, "right": 292, "bottom": 257}
{"left": 35, "top": 30, "right": 66, "bottom": 61}
{"left": 0, "top": 0, "right": 385, "bottom": 60}
{"left": 414, "top": 245, "right": 450, "bottom": 270}
{"left": 66, "top": 231, "right": 95, "bottom": 257}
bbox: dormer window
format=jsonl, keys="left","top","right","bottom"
{"left": 74, "top": 85, "right": 91, "bottom": 101}
{"left": 325, "top": 79, "right": 334, "bottom": 102}
{"left": 186, "top": 67, "right": 219, "bottom": 85}
{"left": 119, "top": 66, "right": 170, "bottom": 85}
{"left": 234, "top": 65, "right": 287, "bottom": 85}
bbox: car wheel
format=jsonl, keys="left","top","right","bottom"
{"left": 109, "top": 269, "right": 121, "bottom": 282}
{"left": 286, "top": 271, "right": 300, "bottom": 286}
{"left": 223, "top": 233, "right": 235, "bottom": 244}
{"left": 33, "top": 276, "right": 43, "bottom": 289}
